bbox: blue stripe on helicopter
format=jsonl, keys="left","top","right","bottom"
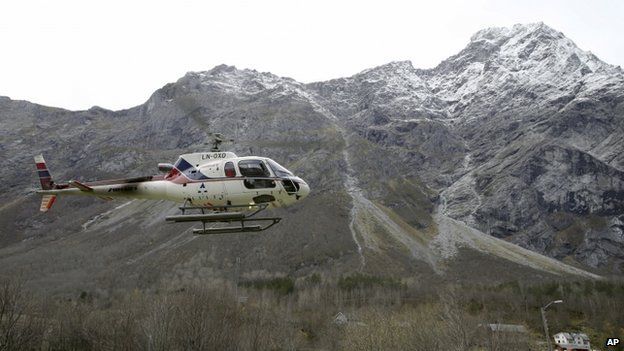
{"left": 174, "top": 158, "right": 193, "bottom": 172}
{"left": 176, "top": 158, "right": 210, "bottom": 180}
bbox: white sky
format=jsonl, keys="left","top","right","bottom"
{"left": 0, "top": 0, "right": 622, "bottom": 111}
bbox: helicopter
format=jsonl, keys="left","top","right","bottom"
{"left": 34, "top": 134, "right": 310, "bottom": 234}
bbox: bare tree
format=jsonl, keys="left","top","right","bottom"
{"left": 175, "top": 286, "right": 240, "bottom": 351}
{"left": 0, "top": 277, "right": 44, "bottom": 351}
{"left": 142, "top": 295, "right": 177, "bottom": 351}
{"left": 440, "top": 289, "right": 477, "bottom": 351}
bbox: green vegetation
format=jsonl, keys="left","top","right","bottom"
{"left": 304, "top": 273, "right": 322, "bottom": 285}
{"left": 240, "top": 277, "right": 295, "bottom": 295}
{"left": 338, "top": 273, "right": 404, "bottom": 291}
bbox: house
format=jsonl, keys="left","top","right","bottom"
{"left": 553, "top": 332, "right": 590, "bottom": 350}
{"left": 333, "top": 312, "right": 348, "bottom": 325}
{"left": 332, "top": 312, "right": 366, "bottom": 326}
{"left": 477, "top": 323, "right": 531, "bottom": 350}
{"left": 486, "top": 323, "right": 528, "bottom": 333}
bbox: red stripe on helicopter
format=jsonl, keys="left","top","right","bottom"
{"left": 46, "top": 195, "right": 56, "bottom": 209}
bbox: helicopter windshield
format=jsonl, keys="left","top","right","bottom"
{"left": 267, "top": 159, "right": 294, "bottom": 178}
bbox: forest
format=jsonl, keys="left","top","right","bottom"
{"left": 1, "top": 274, "right": 623, "bottom": 350}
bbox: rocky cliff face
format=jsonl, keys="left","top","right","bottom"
{"left": 0, "top": 23, "right": 621, "bottom": 295}
{"left": 310, "top": 22, "right": 624, "bottom": 272}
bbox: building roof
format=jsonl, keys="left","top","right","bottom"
{"left": 333, "top": 312, "right": 348, "bottom": 325}
{"left": 554, "top": 332, "right": 590, "bottom": 350}
{"left": 554, "top": 332, "right": 589, "bottom": 340}
{"left": 486, "top": 324, "right": 528, "bottom": 333}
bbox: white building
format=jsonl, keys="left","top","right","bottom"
{"left": 553, "top": 332, "right": 590, "bottom": 350}
{"left": 333, "top": 312, "right": 348, "bottom": 325}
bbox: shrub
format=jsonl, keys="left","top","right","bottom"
{"left": 241, "top": 277, "right": 295, "bottom": 295}
{"left": 338, "top": 273, "right": 403, "bottom": 291}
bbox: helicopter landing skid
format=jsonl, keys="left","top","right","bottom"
{"left": 165, "top": 202, "right": 281, "bottom": 235}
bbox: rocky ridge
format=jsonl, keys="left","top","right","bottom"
{"left": 0, "top": 23, "right": 622, "bottom": 295}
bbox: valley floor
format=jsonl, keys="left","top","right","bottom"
{"left": 1, "top": 274, "right": 622, "bottom": 351}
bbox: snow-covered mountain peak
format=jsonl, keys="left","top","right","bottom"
{"left": 346, "top": 60, "right": 441, "bottom": 115}
{"left": 470, "top": 22, "right": 559, "bottom": 44}
{"left": 468, "top": 23, "right": 614, "bottom": 74}
{"left": 359, "top": 60, "right": 415, "bottom": 75}
{"left": 180, "top": 65, "right": 300, "bottom": 95}
{"left": 355, "top": 61, "right": 424, "bottom": 85}
{"left": 423, "top": 22, "right": 623, "bottom": 107}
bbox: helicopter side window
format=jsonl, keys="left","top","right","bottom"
{"left": 224, "top": 161, "right": 236, "bottom": 178}
{"left": 238, "top": 160, "right": 275, "bottom": 189}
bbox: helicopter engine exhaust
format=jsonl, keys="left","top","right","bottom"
{"left": 158, "top": 163, "right": 174, "bottom": 173}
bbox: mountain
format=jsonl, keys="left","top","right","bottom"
{"left": 309, "top": 22, "right": 624, "bottom": 271}
{"left": 1, "top": 23, "right": 622, "bottom": 295}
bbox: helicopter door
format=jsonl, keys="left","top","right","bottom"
{"left": 222, "top": 161, "right": 246, "bottom": 204}
{"left": 185, "top": 162, "right": 227, "bottom": 206}
{"left": 238, "top": 160, "right": 276, "bottom": 192}
{"left": 222, "top": 160, "right": 275, "bottom": 204}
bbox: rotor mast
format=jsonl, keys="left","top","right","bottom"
{"left": 207, "top": 133, "right": 234, "bottom": 152}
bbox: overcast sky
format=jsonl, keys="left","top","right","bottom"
{"left": 1, "top": 0, "right": 622, "bottom": 111}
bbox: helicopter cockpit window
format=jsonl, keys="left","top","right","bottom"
{"left": 267, "top": 159, "right": 294, "bottom": 178}
{"left": 224, "top": 161, "right": 236, "bottom": 178}
{"left": 238, "top": 160, "right": 275, "bottom": 189}
{"left": 238, "top": 160, "right": 270, "bottom": 177}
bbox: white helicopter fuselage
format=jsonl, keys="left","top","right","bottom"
{"left": 36, "top": 152, "right": 310, "bottom": 210}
